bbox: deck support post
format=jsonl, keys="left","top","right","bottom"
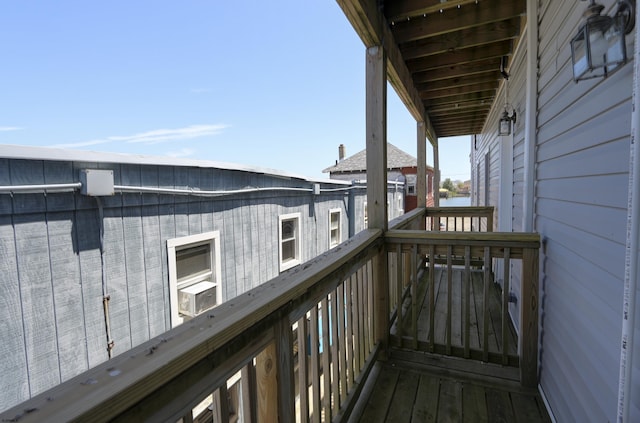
{"left": 520, "top": 247, "right": 539, "bottom": 387}
{"left": 366, "top": 45, "right": 389, "bottom": 355}
{"left": 433, "top": 139, "right": 440, "bottom": 209}
{"left": 417, "top": 121, "right": 427, "bottom": 230}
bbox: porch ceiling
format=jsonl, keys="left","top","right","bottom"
{"left": 338, "top": 0, "right": 526, "bottom": 139}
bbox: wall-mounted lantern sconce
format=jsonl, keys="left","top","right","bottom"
{"left": 499, "top": 108, "right": 517, "bottom": 136}
{"left": 571, "top": 0, "right": 636, "bottom": 82}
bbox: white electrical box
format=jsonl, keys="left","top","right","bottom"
{"left": 80, "top": 169, "right": 114, "bottom": 196}
{"left": 178, "top": 281, "right": 217, "bottom": 317}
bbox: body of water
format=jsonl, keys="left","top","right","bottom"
{"left": 439, "top": 196, "right": 471, "bottom": 207}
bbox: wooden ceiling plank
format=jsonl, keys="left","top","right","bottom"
{"left": 420, "top": 81, "right": 499, "bottom": 100}
{"left": 407, "top": 40, "right": 513, "bottom": 73}
{"left": 417, "top": 71, "right": 501, "bottom": 91}
{"left": 385, "top": 0, "right": 479, "bottom": 21}
{"left": 425, "top": 90, "right": 495, "bottom": 107}
{"left": 400, "top": 19, "right": 521, "bottom": 60}
{"left": 413, "top": 58, "right": 501, "bottom": 83}
{"left": 390, "top": 0, "right": 526, "bottom": 44}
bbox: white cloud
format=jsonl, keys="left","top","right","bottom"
{"left": 165, "top": 147, "right": 195, "bottom": 158}
{"left": 52, "top": 124, "right": 228, "bottom": 148}
{"left": 0, "top": 126, "right": 23, "bottom": 131}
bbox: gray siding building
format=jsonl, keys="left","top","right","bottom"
{"left": 0, "top": 145, "right": 404, "bottom": 412}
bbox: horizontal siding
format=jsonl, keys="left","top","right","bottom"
{"left": 534, "top": 0, "right": 635, "bottom": 421}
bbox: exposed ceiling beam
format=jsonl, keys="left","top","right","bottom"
{"left": 399, "top": 19, "right": 521, "bottom": 60}
{"left": 425, "top": 90, "right": 495, "bottom": 107}
{"left": 385, "top": 0, "right": 480, "bottom": 21}
{"left": 427, "top": 99, "right": 492, "bottom": 114}
{"left": 407, "top": 40, "right": 513, "bottom": 73}
{"left": 417, "top": 71, "right": 501, "bottom": 91}
{"left": 413, "top": 58, "right": 502, "bottom": 83}
{"left": 390, "top": 0, "right": 525, "bottom": 43}
{"left": 420, "top": 82, "right": 499, "bottom": 100}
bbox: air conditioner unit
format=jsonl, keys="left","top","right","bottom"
{"left": 178, "top": 281, "right": 217, "bottom": 317}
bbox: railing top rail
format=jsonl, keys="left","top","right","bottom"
{"left": 1, "top": 229, "right": 384, "bottom": 422}
{"left": 425, "top": 206, "right": 494, "bottom": 217}
{"left": 389, "top": 207, "right": 426, "bottom": 229}
{"left": 385, "top": 230, "right": 540, "bottom": 249}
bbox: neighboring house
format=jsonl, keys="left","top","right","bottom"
{"left": 0, "top": 144, "right": 404, "bottom": 412}
{"left": 323, "top": 143, "right": 435, "bottom": 210}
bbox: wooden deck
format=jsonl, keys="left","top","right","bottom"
{"left": 392, "top": 264, "right": 519, "bottom": 366}
{"left": 355, "top": 263, "right": 548, "bottom": 422}
{"left": 351, "top": 353, "right": 550, "bottom": 422}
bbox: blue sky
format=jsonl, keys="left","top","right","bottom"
{"left": 0, "top": 0, "right": 471, "bottom": 182}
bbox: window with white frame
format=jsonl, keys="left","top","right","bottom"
{"left": 279, "top": 212, "right": 302, "bottom": 272}
{"left": 167, "top": 231, "right": 222, "bottom": 327}
{"left": 329, "top": 209, "right": 342, "bottom": 248}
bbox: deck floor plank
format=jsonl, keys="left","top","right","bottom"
{"left": 385, "top": 369, "right": 419, "bottom": 423}
{"left": 462, "top": 383, "right": 488, "bottom": 423}
{"left": 357, "top": 366, "right": 399, "bottom": 423}
{"left": 485, "top": 388, "right": 516, "bottom": 423}
{"left": 354, "top": 360, "right": 550, "bottom": 423}
{"left": 437, "top": 379, "right": 462, "bottom": 423}
{"left": 410, "top": 373, "right": 439, "bottom": 422}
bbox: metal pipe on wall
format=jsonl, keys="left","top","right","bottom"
{"left": 617, "top": 1, "right": 640, "bottom": 420}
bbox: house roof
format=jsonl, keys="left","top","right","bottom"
{"left": 323, "top": 143, "right": 429, "bottom": 174}
{"left": 0, "top": 144, "right": 349, "bottom": 185}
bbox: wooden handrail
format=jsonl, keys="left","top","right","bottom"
{"left": 385, "top": 229, "right": 540, "bottom": 388}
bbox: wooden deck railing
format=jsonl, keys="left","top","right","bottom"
{"left": 385, "top": 230, "right": 540, "bottom": 387}
{"left": 426, "top": 206, "right": 494, "bottom": 232}
{"left": 0, "top": 207, "right": 540, "bottom": 422}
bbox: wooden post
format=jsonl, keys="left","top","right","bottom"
{"left": 417, "top": 121, "right": 427, "bottom": 225}
{"left": 366, "top": 45, "right": 390, "bottom": 354}
{"left": 520, "top": 247, "right": 539, "bottom": 388}
{"left": 433, "top": 139, "right": 440, "bottom": 208}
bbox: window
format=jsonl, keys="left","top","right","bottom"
{"left": 329, "top": 209, "right": 342, "bottom": 248}
{"left": 167, "top": 231, "right": 221, "bottom": 327}
{"left": 279, "top": 212, "right": 302, "bottom": 272}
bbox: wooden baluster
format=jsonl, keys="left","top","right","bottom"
{"left": 320, "top": 298, "right": 331, "bottom": 421}
{"left": 429, "top": 244, "right": 436, "bottom": 352}
{"left": 310, "top": 305, "right": 321, "bottom": 423}
{"left": 411, "top": 243, "right": 418, "bottom": 349}
{"left": 345, "top": 277, "right": 354, "bottom": 392}
{"left": 297, "top": 315, "right": 309, "bottom": 422}
{"left": 367, "top": 259, "right": 375, "bottom": 352}
{"left": 213, "top": 385, "right": 229, "bottom": 423}
{"left": 483, "top": 246, "right": 491, "bottom": 362}
{"left": 352, "top": 272, "right": 362, "bottom": 375}
{"left": 241, "top": 364, "right": 256, "bottom": 423}
{"left": 502, "top": 248, "right": 511, "bottom": 366}
{"left": 330, "top": 290, "right": 340, "bottom": 415}
{"left": 336, "top": 283, "right": 347, "bottom": 408}
{"left": 396, "top": 245, "right": 403, "bottom": 342}
{"left": 276, "top": 318, "right": 294, "bottom": 422}
{"left": 446, "top": 245, "right": 453, "bottom": 355}
{"left": 464, "top": 246, "right": 471, "bottom": 358}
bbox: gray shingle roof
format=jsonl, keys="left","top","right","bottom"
{"left": 322, "top": 143, "right": 419, "bottom": 173}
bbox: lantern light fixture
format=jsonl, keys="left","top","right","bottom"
{"left": 499, "top": 108, "right": 517, "bottom": 136}
{"left": 498, "top": 58, "right": 516, "bottom": 136}
{"left": 571, "top": 0, "right": 636, "bottom": 82}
